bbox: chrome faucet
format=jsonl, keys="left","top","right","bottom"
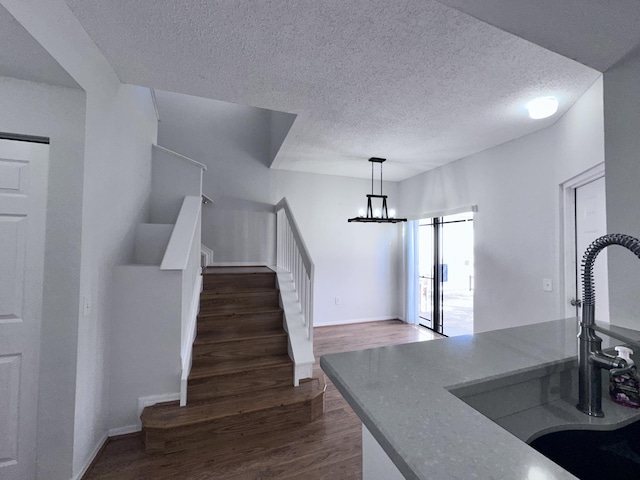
{"left": 577, "top": 234, "right": 640, "bottom": 417}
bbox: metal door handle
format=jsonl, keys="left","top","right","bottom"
{"left": 570, "top": 298, "right": 582, "bottom": 307}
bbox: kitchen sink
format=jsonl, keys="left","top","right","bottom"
{"left": 448, "top": 357, "right": 640, "bottom": 479}
{"left": 529, "top": 420, "right": 640, "bottom": 480}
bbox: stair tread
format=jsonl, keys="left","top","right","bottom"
{"left": 203, "top": 267, "right": 274, "bottom": 275}
{"left": 200, "top": 286, "right": 279, "bottom": 298}
{"left": 189, "top": 354, "right": 292, "bottom": 378}
{"left": 142, "top": 375, "right": 326, "bottom": 429}
{"left": 200, "top": 288, "right": 278, "bottom": 297}
{"left": 194, "top": 330, "right": 287, "bottom": 345}
{"left": 198, "top": 305, "right": 283, "bottom": 318}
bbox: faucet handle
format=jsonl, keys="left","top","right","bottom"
{"left": 610, "top": 359, "right": 636, "bottom": 377}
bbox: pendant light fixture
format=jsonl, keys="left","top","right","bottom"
{"left": 348, "top": 157, "right": 407, "bottom": 223}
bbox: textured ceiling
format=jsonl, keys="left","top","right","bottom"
{"left": 436, "top": 0, "right": 640, "bottom": 72}
{"left": 63, "top": 0, "right": 603, "bottom": 181}
{"left": 0, "top": 5, "right": 79, "bottom": 89}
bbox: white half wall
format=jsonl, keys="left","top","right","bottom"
{"left": 603, "top": 47, "right": 640, "bottom": 330}
{"left": 398, "top": 77, "right": 605, "bottom": 333}
{"left": 110, "top": 266, "right": 182, "bottom": 428}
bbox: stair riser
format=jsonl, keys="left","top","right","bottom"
{"left": 143, "top": 396, "right": 323, "bottom": 454}
{"left": 199, "top": 292, "right": 280, "bottom": 311}
{"left": 203, "top": 273, "right": 276, "bottom": 292}
{"left": 193, "top": 335, "right": 288, "bottom": 358}
{"left": 187, "top": 364, "right": 292, "bottom": 402}
{"left": 197, "top": 312, "right": 283, "bottom": 336}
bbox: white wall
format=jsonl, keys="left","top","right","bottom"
{"left": 150, "top": 146, "right": 203, "bottom": 224}
{"left": 1, "top": 1, "right": 159, "bottom": 478}
{"left": 0, "top": 75, "right": 86, "bottom": 480}
{"left": 603, "top": 47, "right": 640, "bottom": 330}
{"left": 398, "top": 77, "right": 605, "bottom": 333}
{"left": 74, "top": 83, "right": 157, "bottom": 475}
{"left": 273, "top": 170, "right": 401, "bottom": 325}
{"left": 156, "top": 90, "right": 275, "bottom": 264}
{"left": 157, "top": 92, "right": 401, "bottom": 324}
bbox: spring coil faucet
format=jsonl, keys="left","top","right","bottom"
{"left": 577, "top": 234, "right": 640, "bottom": 417}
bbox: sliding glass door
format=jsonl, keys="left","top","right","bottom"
{"left": 418, "top": 212, "right": 474, "bottom": 336}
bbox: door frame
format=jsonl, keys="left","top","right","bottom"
{"left": 561, "top": 163, "right": 605, "bottom": 318}
{"left": 417, "top": 212, "right": 474, "bottom": 336}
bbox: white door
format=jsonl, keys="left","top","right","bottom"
{"left": 575, "top": 176, "right": 609, "bottom": 323}
{"left": 0, "top": 138, "right": 49, "bottom": 480}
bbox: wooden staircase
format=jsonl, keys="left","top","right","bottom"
{"left": 140, "top": 266, "right": 325, "bottom": 454}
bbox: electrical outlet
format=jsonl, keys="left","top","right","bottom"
{"left": 543, "top": 279, "right": 553, "bottom": 292}
{"left": 335, "top": 297, "right": 341, "bottom": 305}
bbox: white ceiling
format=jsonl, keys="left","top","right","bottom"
{"left": 61, "top": 1, "right": 620, "bottom": 180}
{"left": 0, "top": 5, "right": 79, "bottom": 89}
{"left": 436, "top": 0, "right": 640, "bottom": 73}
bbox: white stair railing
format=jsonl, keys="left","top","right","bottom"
{"left": 275, "top": 198, "right": 314, "bottom": 343}
{"left": 275, "top": 198, "right": 315, "bottom": 385}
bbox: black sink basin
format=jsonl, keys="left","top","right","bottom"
{"left": 529, "top": 421, "right": 640, "bottom": 480}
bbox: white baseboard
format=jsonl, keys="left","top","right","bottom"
{"left": 315, "top": 316, "right": 400, "bottom": 327}
{"left": 108, "top": 424, "right": 140, "bottom": 437}
{"left": 71, "top": 392, "right": 180, "bottom": 479}
{"left": 70, "top": 431, "right": 108, "bottom": 480}
{"left": 210, "top": 261, "right": 268, "bottom": 266}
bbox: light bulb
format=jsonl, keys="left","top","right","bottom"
{"left": 374, "top": 208, "right": 381, "bottom": 218}
{"left": 525, "top": 96, "right": 558, "bottom": 119}
{"left": 389, "top": 209, "right": 396, "bottom": 218}
{"left": 358, "top": 208, "right": 365, "bottom": 217}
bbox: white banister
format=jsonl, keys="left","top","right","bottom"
{"left": 275, "top": 198, "right": 315, "bottom": 345}
{"left": 159, "top": 195, "right": 203, "bottom": 406}
{"left": 161, "top": 196, "right": 202, "bottom": 271}
{"left": 152, "top": 144, "right": 207, "bottom": 171}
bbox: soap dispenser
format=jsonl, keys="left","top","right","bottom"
{"left": 610, "top": 346, "right": 640, "bottom": 408}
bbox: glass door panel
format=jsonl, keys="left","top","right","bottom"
{"left": 417, "top": 212, "right": 474, "bottom": 336}
{"left": 440, "top": 214, "right": 474, "bottom": 336}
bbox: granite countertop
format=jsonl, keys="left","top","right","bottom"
{"left": 320, "top": 318, "right": 640, "bottom": 480}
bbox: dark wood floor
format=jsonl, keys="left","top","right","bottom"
{"left": 83, "top": 320, "right": 440, "bottom": 479}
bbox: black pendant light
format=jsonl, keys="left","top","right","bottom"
{"left": 348, "top": 157, "right": 407, "bottom": 223}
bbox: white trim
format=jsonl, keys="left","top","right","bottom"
{"left": 180, "top": 273, "right": 202, "bottom": 406}
{"left": 161, "top": 196, "right": 202, "bottom": 270}
{"left": 210, "top": 261, "right": 269, "bottom": 267}
{"left": 560, "top": 162, "right": 605, "bottom": 318}
{"left": 274, "top": 270, "right": 315, "bottom": 386}
{"left": 149, "top": 88, "right": 160, "bottom": 122}
{"left": 405, "top": 204, "right": 478, "bottom": 221}
{"left": 314, "top": 316, "right": 399, "bottom": 327}
{"left": 107, "top": 425, "right": 140, "bottom": 437}
{"left": 70, "top": 432, "right": 108, "bottom": 480}
{"left": 201, "top": 244, "right": 214, "bottom": 266}
{"left": 152, "top": 144, "right": 207, "bottom": 171}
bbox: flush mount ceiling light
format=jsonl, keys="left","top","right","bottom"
{"left": 525, "top": 96, "right": 559, "bottom": 120}
{"left": 348, "top": 157, "right": 407, "bottom": 224}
